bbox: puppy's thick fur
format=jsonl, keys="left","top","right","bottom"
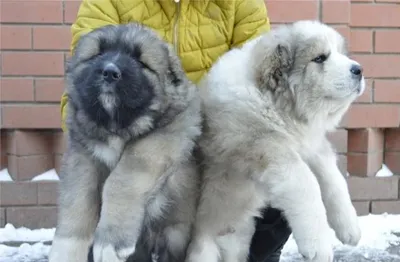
{"left": 185, "top": 20, "right": 364, "bottom": 262}
{"left": 48, "top": 23, "right": 202, "bottom": 262}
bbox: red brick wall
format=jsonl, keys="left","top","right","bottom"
{"left": 0, "top": 0, "right": 400, "bottom": 227}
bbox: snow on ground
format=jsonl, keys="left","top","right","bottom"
{"left": 281, "top": 213, "right": 400, "bottom": 262}
{"left": 0, "top": 224, "right": 54, "bottom": 243}
{"left": 30, "top": 169, "right": 59, "bottom": 182}
{"left": 375, "top": 164, "right": 394, "bottom": 177}
{"left": 0, "top": 169, "right": 13, "bottom": 182}
{"left": 0, "top": 214, "right": 400, "bottom": 261}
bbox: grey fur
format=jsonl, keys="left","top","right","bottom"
{"left": 48, "top": 23, "right": 202, "bottom": 262}
{"left": 186, "top": 20, "right": 363, "bottom": 262}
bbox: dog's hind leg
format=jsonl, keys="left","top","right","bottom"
{"left": 49, "top": 151, "right": 104, "bottom": 262}
{"left": 185, "top": 234, "right": 220, "bottom": 262}
{"left": 156, "top": 223, "right": 192, "bottom": 262}
{"left": 217, "top": 220, "right": 256, "bottom": 262}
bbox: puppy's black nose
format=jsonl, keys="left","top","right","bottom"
{"left": 350, "top": 64, "right": 363, "bottom": 76}
{"left": 102, "top": 63, "right": 121, "bottom": 83}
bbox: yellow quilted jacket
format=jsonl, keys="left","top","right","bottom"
{"left": 61, "top": 0, "right": 271, "bottom": 131}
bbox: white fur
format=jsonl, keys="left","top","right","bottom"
{"left": 91, "top": 136, "right": 125, "bottom": 168}
{"left": 186, "top": 20, "right": 363, "bottom": 262}
{"left": 93, "top": 244, "right": 123, "bottom": 262}
{"left": 49, "top": 237, "right": 91, "bottom": 262}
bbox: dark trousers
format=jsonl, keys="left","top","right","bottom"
{"left": 248, "top": 207, "right": 292, "bottom": 262}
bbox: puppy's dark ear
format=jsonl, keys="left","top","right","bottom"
{"left": 255, "top": 41, "right": 293, "bottom": 91}
{"left": 164, "top": 44, "right": 185, "bottom": 86}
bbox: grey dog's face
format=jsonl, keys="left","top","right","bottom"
{"left": 290, "top": 21, "right": 365, "bottom": 103}
{"left": 67, "top": 23, "right": 183, "bottom": 131}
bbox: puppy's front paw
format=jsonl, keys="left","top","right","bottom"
{"left": 331, "top": 206, "right": 361, "bottom": 246}
{"left": 296, "top": 231, "right": 334, "bottom": 262}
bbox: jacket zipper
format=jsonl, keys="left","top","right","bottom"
{"left": 173, "top": 0, "right": 181, "bottom": 54}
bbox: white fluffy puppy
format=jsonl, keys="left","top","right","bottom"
{"left": 185, "top": 20, "right": 364, "bottom": 262}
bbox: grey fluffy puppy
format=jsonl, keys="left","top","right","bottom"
{"left": 186, "top": 20, "right": 363, "bottom": 262}
{"left": 48, "top": 23, "right": 202, "bottom": 262}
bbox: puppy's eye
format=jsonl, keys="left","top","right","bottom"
{"left": 312, "top": 54, "right": 327, "bottom": 64}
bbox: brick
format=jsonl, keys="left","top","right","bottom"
{"left": 375, "top": 31, "right": 400, "bottom": 53}
{"left": 0, "top": 182, "right": 37, "bottom": 206}
{"left": 8, "top": 155, "right": 54, "bottom": 181}
{"left": 37, "top": 182, "right": 59, "bottom": 205}
{"left": 375, "top": 0, "right": 400, "bottom": 2}
{"left": 331, "top": 26, "right": 351, "bottom": 45}
{"left": 348, "top": 128, "right": 384, "bottom": 153}
{"left": 385, "top": 152, "right": 400, "bottom": 175}
{"left": 374, "top": 80, "right": 400, "bottom": 103}
{"left": 355, "top": 78, "right": 372, "bottom": 103}
{"left": 1, "top": 105, "right": 61, "bottom": 129}
{"left": 0, "top": 26, "right": 32, "bottom": 50}
{"left": 0, "top": 78, "right": 34, "bottom": 102}
{"left": 322, "top": 0, "right": 350, "bottom": 24}
{"left": 347, "top": 152, "right": 383, "bottom": 177}
{"left": 265, "top": 0, "right": 319, "bottom": 23}
{"left": 1, "top": 52, "right": 64, "bottom": 76}
{"left": 341, "top": 104, "right": 400, "bottom": 128}
{"left": 350, "top": 55, "right": 400, "bottom": 78}
{"left": 327, "top": 129, "right": 348, "bottom": 154}
{"left": 6, "top": 206, "right": 58, "bottom": 228}
{"left": 347, "top": 176, "right": 400, "bottom": 201}
{"left": 385, "top": 129, "right": 400, "bottom": 151}
{"left": 372, "top": 201, "right": 400, "bottom": 214}
{"left": 0, "top": 1, "right": 63, "bottom": 23}
{"left": 33, "top": 26, "right": 72, "bottom": 50}
{"left": 64, "top": 1, "right": 81, "bottom": 24}
{"left": 0, "top": 133, "right": 8, "bottom": 169}
{"left": 0, "top": 155, "right": 7, "bottom": 170}
{"left": 351, "top": 4, "right": 400, "bottom": 27}
{"left": 350, "top": 30, "right": 373, "bottom": 53}
{"left": 54, "top": 154, "right": 63, "bottom": 175}
{"left": 6, "top": 130, "right": 53, "bottom": 156}
{"left": 35, "top": 78, "right": 65, "bottom": 102}
{"left": 52, "top": 132, "right": 66, "bottom": 154}
{"left": 352, "top": 201, "right": 370, "bottom": 216}
{"left": 0, "top": 208, "right": 5, "bottom": 227}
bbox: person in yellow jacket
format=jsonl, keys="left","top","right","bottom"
{"left": 62, "top": 0, "right": 292, "bottom": 261}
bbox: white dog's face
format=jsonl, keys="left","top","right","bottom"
{"left": 290, "top": 21, "right": 365, "bottom": 104}
{"left": 252, "top": 20, "right": 365, "bottom": 125}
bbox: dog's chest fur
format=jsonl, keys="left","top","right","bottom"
{"left": 90, "top": 136, "right": 126, "bottom": 168}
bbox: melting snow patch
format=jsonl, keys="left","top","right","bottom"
{"left": 31, "top": 169, "right": 59, "bottom": 181}
{"left": 0, "top": 224, "right": 54, "bottom": 243}
{"left": 282, "top": 213, "right": 400, "bottom": 256}
{"left": 0, "top": 169, "right": 13, "bottom": 182}
{"left": 0, "top": 243, "right": 50, "bottom": 261}
{"left": 376, "top": 164, "right": 394, "bottom": 177}
{"left": 1, "top": 214, "right": 400, "bottom": 261}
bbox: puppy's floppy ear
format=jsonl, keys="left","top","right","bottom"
{"left": 164, "top": 44, "right": 185, "bottom": 86}
{"left": 255, "top": 40, "right": 293, "bottom": 91}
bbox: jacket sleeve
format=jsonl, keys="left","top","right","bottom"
{"left": 231, "top": 0, "right": 271, "bottom": 48}
{"left": 60, "top": 0, "right": 120, "bottom": 132}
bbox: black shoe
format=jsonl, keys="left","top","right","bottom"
{"left": 248, "top": 208, "right": 292, "bottom": 262}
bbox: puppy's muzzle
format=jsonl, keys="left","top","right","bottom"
{"left": 103, "top": 63, "right": 121, "bottom": 83}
